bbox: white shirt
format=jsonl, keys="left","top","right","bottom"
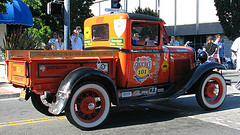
{"left": 71, "top": 35, "right": 83, "bottom": 50}
{"left": 53, "top": 40, "right": 64, "bottom": 50}
{"left": 48, "top": 38, "right": 57, "bottom": 44}
{"left": 231, "top": 37, "right": 240, "bottom": 70}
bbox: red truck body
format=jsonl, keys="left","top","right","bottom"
{"left": 5, "top": 13, "right": 228, "bottom": 130}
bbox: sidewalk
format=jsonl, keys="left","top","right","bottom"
{"left": 0, "top": 61, "right": 21, "bottom": 99}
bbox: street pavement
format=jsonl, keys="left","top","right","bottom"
{"left": 0, "top": 61, "right": 240, "bottom": 134}
{"left": 0, "top": 61, "right": 239, "bottom": 100}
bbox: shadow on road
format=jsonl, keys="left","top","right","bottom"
{"left": 97, "top": 92, "right": 240, "bottom": 130}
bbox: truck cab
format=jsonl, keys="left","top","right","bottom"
{"left": 84, "top": 13, "right": 195, "bottom": 88}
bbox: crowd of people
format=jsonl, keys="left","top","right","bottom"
{"left": 167, "top": 34, "right": 234, "bottom": 70}
{"left": 48, "top": 26, "right": 84, "bottom": 50}
{"left": 199, "top": 34, "right": 236, "bottom": 70}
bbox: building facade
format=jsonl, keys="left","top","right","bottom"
{"left": 91, "top": 0, "right": 233, "bottom": 56}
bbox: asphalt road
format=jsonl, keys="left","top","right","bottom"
{"left": 0, "top": 70, "right": 240, "bottom": 135}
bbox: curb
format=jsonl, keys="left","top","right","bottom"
{"left": 0, "top": 93, "right": 20, "bottom": 99}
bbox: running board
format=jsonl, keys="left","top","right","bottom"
{"left": 225, "top": 79, "right": 231, "bottom": 86}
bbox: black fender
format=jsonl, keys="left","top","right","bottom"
{"left": 49, "top": 67, "right": 118, "bottom": 115}
{"left": 63, "top": 67, "right": 118, "bottom": 105}
{"left": 170, "top": 62, "right": 226, "bottom": 99}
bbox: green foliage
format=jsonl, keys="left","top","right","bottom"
{"left": 27, "top": 17, "right": 52, "bottom": 49}
{"left": 0, "top": 28, "right": 42, "bottom": 58}
{"left": 214, "top": 0, "right": 240, "bottom": 40}
{"left": 22, "top": 0, "right": 55, "bottom": 46}
{"left": 0, "top": 0, "right": 13, "bottom": 14}
{"left": 133, "top": 6, "right": 159, "bottom": 18}
{"left": 70, "top": 0, "right": 94, "bottom": 32}
{"left": 132, "top": 7, "right": 159, "bottom": 39}
{"left": 21, "top": 0, "right": 94, "bottom": 48}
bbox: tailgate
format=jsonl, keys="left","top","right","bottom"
{"left": 7, "top": 61, "right": 29, "bottom": 86}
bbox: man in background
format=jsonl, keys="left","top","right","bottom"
{"left": 168, "top": 36, "right": 179, "bottom": 46}
{"left": 48, "top": 32, "right": 58, "bottom": 50}
{"left": 76, "top": 26, "right": 84, "bottom": 48}
{"left": 71, "top": 29, "right": 83, "bottom": 50}
{"left": 214, "top": 34, "right": 225, "bottom": 64}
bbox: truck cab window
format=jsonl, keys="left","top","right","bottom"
{"left": 131, "top": 22, "right": 160, "bottom": 46}
{"left": 92, "top": 24, "right": 109, "bottom": 41}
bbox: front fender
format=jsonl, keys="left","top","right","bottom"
{"left": 170, "top": 62, "right": 226, "bottom": 99}
{"left": 48, "top": 68, "right": 117, "bottom": 115}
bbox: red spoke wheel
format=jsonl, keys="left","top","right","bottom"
{"left": 65, "top": 82, "right": 110, "bottom": 129}
{"left": 196, "top": 71, "right": 227, "bottom": 110}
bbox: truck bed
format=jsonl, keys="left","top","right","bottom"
{"left": 5, "top": 50, "right": 118, "bottom": 94}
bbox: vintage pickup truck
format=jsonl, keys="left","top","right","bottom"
{"left": 5, "top": 13, "right": 230, "bottom": 129}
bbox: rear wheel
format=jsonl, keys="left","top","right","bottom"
{"left": 196, "top": 72, "right": 227, "bottom": 110}
{"left": 65, "top": 82, "right": 110, "bottom": 130}
{"left": 31, "top": 92, "right": 55, "bottom": 116}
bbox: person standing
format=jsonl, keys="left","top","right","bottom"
{"left": 231, "top": 37, "right": 240, "bottom": 71}
{"left": 76, "top": 26, "right": 84, "bottom": 47}
{"left": 203, "top": 36, "right": 218, "bottom": 61}
{"left": 168, "top": 36, "right": 180, "bottom": 46}
{"left": 214, "top": 34, "right": 225, "bottom": 64}
{"left": 52, "top": 33, "right": 64, "bottom": 50}
{"left": 71, "top": 29, "right": 83, "bottom": 50}
{"left": 231, "top": 37, "right": 240, "bottom": 90}
{"left": 48, "top": 32, "right": 58, "bottom": 50}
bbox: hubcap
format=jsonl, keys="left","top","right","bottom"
{"left": 205, "top": 83, "right": 217, "bottom": 98}
{"left": 80, "top": 97, "right": 96, "bottom": 114}
{"left": 88, "top": 103, "right": 95, "bottom": 110}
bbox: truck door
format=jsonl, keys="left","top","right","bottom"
{"left": 127, "top": 21, "right": 170, "bottom": 87}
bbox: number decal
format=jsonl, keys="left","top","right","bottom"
{"left": 133, "top": 56, "right": 152, "bottom": 84}
{"left": 136, "top": 67, "right": 149, "bottom": 78}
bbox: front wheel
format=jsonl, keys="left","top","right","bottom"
{"left": 196, "top": 71, "right": 227, "bottom": 110}
{"left": 65, "top": 82, "right": 110, "bottom": 130}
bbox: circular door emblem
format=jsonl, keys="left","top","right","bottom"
{"left": 161, "top": 60, "right": 169, "bottom": 72}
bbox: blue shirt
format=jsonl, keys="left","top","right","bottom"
{"left": 71, "top": 35, "right": 83, "bottom": 50}
{"left": 215, "top": 41, "right": 224, "bottom": 57}
{"left": 167, "top": 40, "right": 180, "bottom": 46}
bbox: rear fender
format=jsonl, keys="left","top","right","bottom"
{"left": 48, "top": 68, "right": 117, "bottom": 115}
{"left": 170, "top": 62, "right": 226, "bottom": 99}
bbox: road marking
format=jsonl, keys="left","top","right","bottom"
{"left": 0, "top": 116, "right": 66, "bottom": 127}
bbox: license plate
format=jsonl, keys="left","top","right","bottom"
{"left": 19, "top": 89, "right": 26, "bottom": 101}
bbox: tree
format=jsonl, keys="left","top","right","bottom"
{"left": 0, "top": 0, "right": 13, "bottom": 14}
{"left": 70, "top": 0, "right": 94, "bottom": 32}
{"left": 20, "top": 0, "right": 52, "bottom": 49}
{"left": 133, "top": 6, "right": 159, "bottom": 18}
{"left": 22, "top": 0, "right": 94, "bottom": 48}
{"left": 214, "top": 0, "right": 240, "bottom": 40}
{"left": 132, "top": 7, "right": 159, "bottom": 39}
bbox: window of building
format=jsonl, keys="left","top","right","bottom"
{"left": 92, "top": 24, "right": 109, "bottom": 41}
{"left": 131, "top": 22, "right": 160, "bottom": 46}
